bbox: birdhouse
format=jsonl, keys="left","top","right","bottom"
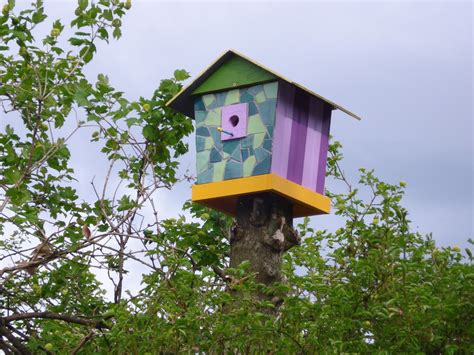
{"left": 168, "top": 50, "right": 360, "bottom": 217}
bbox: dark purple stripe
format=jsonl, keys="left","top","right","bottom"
{"left": 287, "top": 90, "right": 310, "bottom": 184}
{"left": 315, "top": 104, "right": 332, "bottom": 194}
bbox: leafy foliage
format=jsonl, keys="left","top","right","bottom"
{"left": 0, "top": 1, "right": 472, "bottom": 354}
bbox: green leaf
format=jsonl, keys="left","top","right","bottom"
{"left": 173, "top": 69, "right": 189, "bottom": 81}
{"left": 78, "top": 0, "right": 88, "bottom": 10}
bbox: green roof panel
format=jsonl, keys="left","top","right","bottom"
{"left": 192, "top": 56, "right": 277, "bottom": 95}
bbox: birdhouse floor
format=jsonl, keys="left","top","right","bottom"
{"left": 192, "top": 174, "right": 330, "bottom": 218}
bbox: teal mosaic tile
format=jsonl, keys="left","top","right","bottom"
{"left": 259, "top": 99, "right": 277, "bottom": 126}
{"left": 240, "top": 91, "right": 253, "bottom": 103}
{"left": 241, "top": 148, "right": 249, "bottom": 161}
{"left": 194, "top": 97, "right": 205, "bottom": 111}
{"left": 231, "top": 147, "right": 242, "bottom": 162}
{"left": 194, "top": 82, "right": 278, "bottom": 184}
{"left": 263, "top": 82, "right": 278, "bottom": 99}
{"left": 196, "top": 136, "right": 206, "bottom": 152}
{"left": 254, "top": 147, "right": 270, "bottom": 163}
{"left": 196, "top": 126, "right": 210, "bottom": 137}
{"left": 198, "top": 167, "right": 213, "bottom": 184}
{"left": 223, "top": 139, "right": 240, "bottom": 155}
{"left": 195, "top": 111, "right": 207, "bottom": 127}
{"left": 248, "top": 101, "right": 258, "bottom": 116}
{"left": 224, "top": 160, "right": 243, "bottom": 180}
{"left": 210, "top": 147, "right": 222, "bottom": 163}
{"left": 248, "top": 84, "right": 263, "bottom": 96}
{"left": 216, "top": 91, "right": 227, "bottom": 107}
{"left": 252, "top": 155, "right": 271, "bottom": 176}
{"left": 207, "top": 99, "right": 218, "bottom": 110}
{"left": 197, "top": 150, "right": 210, "bottom": 174}
{"left": 263, "top": 139, "right": 272, "bottom": 151}
{"left": 242, "top": 136, "right": 253, "bottom": 148}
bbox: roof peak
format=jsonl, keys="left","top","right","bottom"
{"left": 167, "top": 49, "right": 361, "bottom": 121}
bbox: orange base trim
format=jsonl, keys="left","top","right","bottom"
{"left": 192, "top": 174, "right": 330, "bottom": 218}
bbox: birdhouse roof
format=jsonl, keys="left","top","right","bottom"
{"left": 167, "top": 49, "right": 361, "bottom": 120}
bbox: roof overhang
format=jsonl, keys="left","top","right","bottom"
{"left": 167, "top": 49, "right": 361, "bottom": 121}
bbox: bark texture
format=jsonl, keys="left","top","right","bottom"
{"left": 229, "top": 193, "right": 300, "bottom": 305}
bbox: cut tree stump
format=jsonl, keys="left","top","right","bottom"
{"left": 229, "top": 192, "right": 300, "bottom": 308}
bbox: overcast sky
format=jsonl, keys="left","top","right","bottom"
{"left": 10, "top": 1, "right": 473, "bottom": 251}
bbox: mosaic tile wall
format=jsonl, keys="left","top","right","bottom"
{"left": 194, "top": 82, "right": 278, "bottom": 184}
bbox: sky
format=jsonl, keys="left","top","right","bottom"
{"left": 2, "top": 1, "right": 473, "bottom": 294}
{"left": 78, "top": 0, "right": 471, "bottom": 248}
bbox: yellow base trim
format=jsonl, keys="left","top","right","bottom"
{"left": 192, "top": 174, "right": 330, "bottom": 218}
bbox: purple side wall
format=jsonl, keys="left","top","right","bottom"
{"left": 315, "top": 105, "right": 332, "bottom": 194}
{"left": 271, "top": 81, "right": 295, "bottom": 178}
{"left": 301, "top": 99, "right": 324, "bottom": 190}
{"left": 271, "top": 81, "right": 332, "bottom": 194}
{"left": 287, "top": 91, "right": 310, "bottom": 184}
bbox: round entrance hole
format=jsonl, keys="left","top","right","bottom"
{"left": 229, "top": 115, "right": 239, "bottom": 127}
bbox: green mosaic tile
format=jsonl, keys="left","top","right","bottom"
{"left": 247, "top": 114, "right": 266, "bottom": 135}
{"left": 198, "top": 167, "right": 213, "bottom": 184}
{"left": 212, "top": 161, "right": 226, "bottom": 181}
{"left": 255, "top": 147, "right": 270, "bottom": 162}
{"left": 224, "top": 89, "right": 240, "bottom": 105}
{"left": 194, "top": 97, "right": 205, "bottom": 111}
{"left": 259, "top": 99, "right": 276, "bottom": 126}
{"left": 252, "top": 155, "right": 271, "bottom": 176}
{"left": 196, "top": 136, "right": 206, "bottom": 152}
{"left": 223, "top": 139, "right": 240, "bottom": 155}
{"left": 224, "top": 160, "right": 243, "bottom": 180}
{"left": 197, "top": 150, "right": 210, "bottom": 174}
{"left": 202, "top": 93, "right": 215, "bottom": 109}
{"left": 243, "top": 156, "right": 256, "bottom": 177}
{"left": 204, "top": 137, "right": 213, "bottom": 150}
{"left": 253, "top": 133, "right": 265, "bottom": 149}
{"left": 195, "top": 82, "right": 278, "bottom": 183}
{"left": 196, "top": 126, "right": 210, "bottom": 137}
{"left": 205, "top": 109, "right": 221, "bottom": 126}
{"left": 255, "top": 91, "right": 266, "bottom": 104}
{"left": 263, "top": 82, "right": 278, "bottom": 99}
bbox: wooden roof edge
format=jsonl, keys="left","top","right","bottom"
{"left": 166, "top": 49, "right": 362, "bottom": 121}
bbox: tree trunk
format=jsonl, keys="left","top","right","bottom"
{"left": 229, "top": 193, "right": 300, "bottom": 307}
